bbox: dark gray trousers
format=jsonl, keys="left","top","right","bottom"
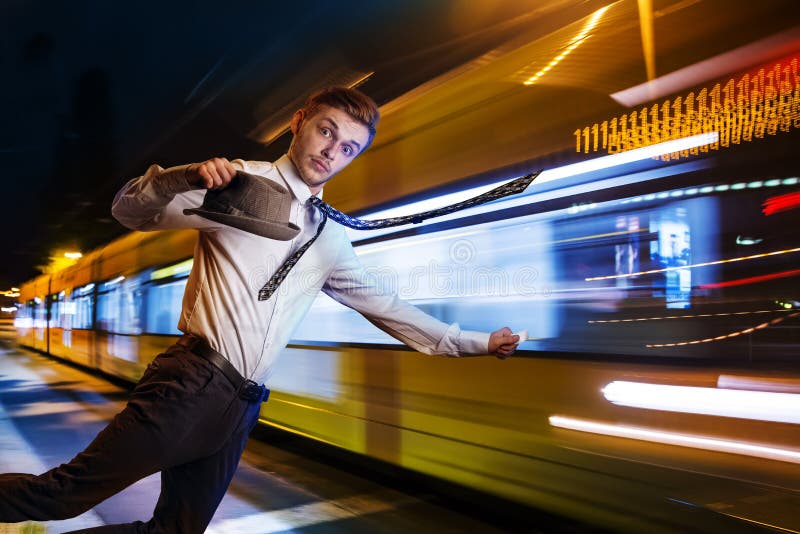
{"left": 0, "top": 343, "right": 265, "bottom": 533}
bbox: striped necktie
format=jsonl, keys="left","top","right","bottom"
{"left": 258, "top": 170, "right": 541, "bottom": 301}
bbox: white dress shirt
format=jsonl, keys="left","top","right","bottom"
{"left": 112, "top": 155, "right": 491, "bottom": 384}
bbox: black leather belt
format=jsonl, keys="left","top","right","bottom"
{"left": 176, "top": 335, "right": 269, "bottom": 403}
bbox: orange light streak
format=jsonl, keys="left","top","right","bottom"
{"left": 523, "top": 5, "right": 611, "bottom": 86}
{"left": 588, "top": 308, "right": 793, "bottom": 324}
{"left": 585, "top": 247, "right": 800, "bottom": 281}
{"left": 646, "top": 312, "right": 798, "bottom": 348}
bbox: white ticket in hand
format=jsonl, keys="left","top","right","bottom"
{"left": 513, "top": 330, "right": 528, "bottom": 342}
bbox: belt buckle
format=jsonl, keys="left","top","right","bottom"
{"left": 239, "top": 379, "right": 262, "bottom": 402}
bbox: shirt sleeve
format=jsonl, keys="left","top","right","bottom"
{"left": 321, "top": 241, "right": 490, "bottom": 357}
{"left": 111, "top": 160, "right": 245, "bottom": 232}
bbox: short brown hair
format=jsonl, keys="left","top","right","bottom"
{"left": 301, "top": 86, "right": 380, "bottom": 149}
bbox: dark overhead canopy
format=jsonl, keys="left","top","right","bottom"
{"left": 3, "top": 0, "right": 798, "bottom": 289}
{"left": 2, "top": 0, "right": 601, "bottom": 287}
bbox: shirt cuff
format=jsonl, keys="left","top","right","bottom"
{"left": 151, "top": 164, "right": 196, "bottom": 197}
{"left": 458, "top": 330, "right": 491, "bottom": 355}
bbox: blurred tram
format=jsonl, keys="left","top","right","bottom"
{"left": 14, "top": 1, "right": 800, "bottom": 532}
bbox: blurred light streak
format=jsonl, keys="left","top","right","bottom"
{"left": 357, "top": 229, "right": 483, "bottom": 256}
{"left": 151, "top": 259, "right": 194, "bottom": 280}
{"left": 588, "top": 308, "right": 793, "bottom": 323}
{"left": 602, "top": 380, "right": 800, "bottom": 424}
{"left": 611, "top": 25, "right": 800, "bottom": 106}
{"left": 763, "top": 191, "right": 800, "bottom": 216}
{"left": 499, "top": 133, "right": 716, "bottom": 187}
{"left": 360, "top": 227, "right": 646, "bottom": 257}
{"left": 523, "top": 5, "right": 611, "bottom": 85}
{"left": 184, "top": 54, "right": 228, "bottom": 104}
{"left": 549, "top": 228, "right": 645, "bottom": 245}
{"left": 646, "top": 312, "right": 798, "bottom": 348}
{"left": 637, "top": 0, "right": 656, "bottom": 81}
{"left": 700, "top": 269, "right": 800, "bottom": 289}
{"left": 350, "top": 132, "right": 718, "bottom": 243}
{"left": 735, "top": 235, "right": 762, "bottom": 245}
{"left": 549, "top": 415, "right": 800, "bottom": 464}
{"left": 77, "top": 283, "right": 95, "bottom": 294}
{"left": 718, "top": 375, "right": 800, "bottom": 394}
{"left": 252, "top": 70, "right": 373, "bottom": 144}
{"left": 585, "top": 247, "right": 800, "bottom": 281}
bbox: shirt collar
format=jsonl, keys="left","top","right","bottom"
{"left": 275, "top": 154, "right": 322, "bottom": 204}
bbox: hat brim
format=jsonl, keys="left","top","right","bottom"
{"left": 183, "top": 208, "right": 301, "bottom": 241}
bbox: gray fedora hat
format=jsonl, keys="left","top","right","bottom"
{"left": 183, "top": 170, "right": 301, "bottom": 240}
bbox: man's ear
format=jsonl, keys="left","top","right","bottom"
{"left": 290, "top": 109, "right": 306, "bottom": 135}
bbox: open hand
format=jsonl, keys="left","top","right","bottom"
{"left": 187, "top": 157, "right": 237, "bottom": 190}
{"left": 488, "top": 327, "right": 519, "bottom": 359}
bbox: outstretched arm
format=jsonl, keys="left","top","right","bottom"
{"left": 323, "top": 242, "right": 519, "bottom": 359}
{"left": 111, "top": 157, "right": 240, "bottom": 231}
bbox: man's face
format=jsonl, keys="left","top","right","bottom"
{"left": 288, "top": 104, "right": 371, "bottom": 194}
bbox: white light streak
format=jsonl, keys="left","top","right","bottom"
{"left": 526, "top": 133, "right": 717, "bottom": 186}
{"left": 347, "top": 133, "right": 718, "bottom": 242}
{"left": 602, "top": 381, "right": 800, "bottom": 424}
{"left": 718, "top": 374, "right": 800, "bottom": 394}
{"left": 78, "top": 283, "right": 95, "bottom": 294}
{"left": 549, "top": 415, "right": 800, "bottom": 464}
{"left": 611, "top": 26, "right": 800, "bottom": 106}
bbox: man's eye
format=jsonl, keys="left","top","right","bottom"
{"left": 320, "top": 127, "right": 331, "bottom": 136}
{"left": 342, "top": 146, "right": 353, "bottom": 156}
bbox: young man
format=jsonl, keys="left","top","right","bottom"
{"left": 0, "top": 87, "right": 519, "bottom": 532}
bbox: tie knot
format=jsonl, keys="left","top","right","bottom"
{"left": 307, "top": 195, "right": 322, "bottom": 208}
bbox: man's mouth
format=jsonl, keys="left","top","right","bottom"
{"left": 311, "top": 159, "right": 329, "bottom": 173}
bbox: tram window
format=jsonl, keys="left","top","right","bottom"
{"left": 292, "top": 214, "right": 558, "bottom": 345}
{"left": 96, "top": 274, "right": 145, "bottom": 335}
{"left": 142, "top": 258, "right": 192, "bottom": 335}
{"left": 72, "top": 283, "right": 95, "bottom": 330}
{"left": 143, "top": 279, "right": 185, "bottom": 335}
{"left": 48, "top": 292, "right": 66, "bottom": 328}
{"left": 292, "top": 174, "right": 797, "bottom": 361}
{"left": 13, "top": 301, "right": 33, "bottom": 329}
{"left": 32, "top": 297, "right": 46, "bottom": 329}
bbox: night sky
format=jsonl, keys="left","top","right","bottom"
{"left": 1, "top": 0, "right": 548, "bottom": 289}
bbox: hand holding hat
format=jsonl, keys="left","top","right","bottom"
{"left": 187, "top": 157, "right": 237, "bottom": 190}
{"left": 183, "top": 159, "right": 301, "bottom": 241}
